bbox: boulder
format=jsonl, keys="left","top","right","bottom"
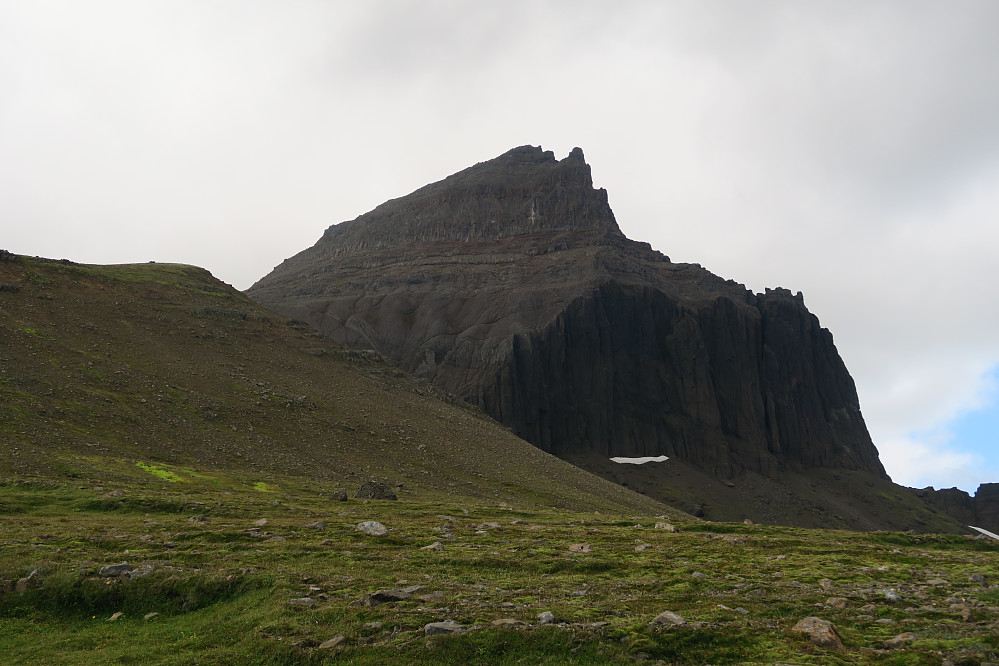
{"left": 424, "top": 620, "right": 465, "bottom": 636}
{"left": 649, "top": 610, "right": 686, "bottom": 628}
{"left": 791, "top": 617, "right": 844, "bottom": 649}
{"left": 356, "top": 521, "right": 388, "bottom": 536}
{"left": 355, "top": 482, "right": 397, "bottom": 501}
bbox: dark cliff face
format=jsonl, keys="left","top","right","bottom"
{"left": 248, "top": 145, "right": 900, "bottom": 525}
{"left": 918, "top": 483, "right": 999, "bottom": 532}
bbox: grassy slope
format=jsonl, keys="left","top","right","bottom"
{"left": 1, "top": 256, "right": 998, "bottom": 664}
{"left": 0, "top": 256, "right": 673, "bottom": 516}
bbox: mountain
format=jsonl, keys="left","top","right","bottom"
{"left": 247, "top": 146, "right": 981, "bottom": 532}
{"left": 0, "top": 250, "right": 679, "bottom": 517}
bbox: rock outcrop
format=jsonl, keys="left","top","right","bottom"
{"left": 247, "top": 145, "right": 955, "bottom": 529}
{"left": 917, "top": 483, "right": 999, "bottom": 531}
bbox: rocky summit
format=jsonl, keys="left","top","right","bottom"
{"left": 248, "top": 146, "right": 977, "bottom": 531}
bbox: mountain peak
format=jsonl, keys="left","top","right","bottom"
{"left": 312, "top": 145, "right": 621, "bottom": 254}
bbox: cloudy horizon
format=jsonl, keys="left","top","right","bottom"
{"left": 3, "top": 1, "right": 997, "bottom": 494}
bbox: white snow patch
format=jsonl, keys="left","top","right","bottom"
{"left": 609, "top": 455, "right": 669, "bottom": 465}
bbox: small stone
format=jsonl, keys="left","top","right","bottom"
{"left": 363, "top": 621, "right": 383, "bottom": 630}
{"left": 421, "top": 541, "right": 445, "bottom": 551}
{"left": 353, "top": 588, "right": 414, "bottom": 606}
{"left": 254, "top": 518, "right": 268, "bottom": 526}
{"left": 108, "top": 612, "right": 124, "bottom": 621}
{"left": 188, "top": 515, "right": 209, "bottom": 523}
{"left": 875, "top": 618, "right": 896, "bottom": 625}
{"left": 424, "top": 620, "right": 465, "bottom": 636}
{"left": 355, "top": 481, "right": 397, "bottom": 500}
{"left": 654, "top": 522, "right": 678, "bottom": 532}
{"left": 356, "top": 521, "right": 388, "bottom": 536}
{"left": 568, "top": 543, "right": 591, "bottom": 553}
{"left": 144, "top": 612, "right": 160, "bottom": 621}
{"left": 538, "top": 611, "right": 555, "bottom": 625}
{"left": 98, "top": 562, "right": 133, "bottom": 577}
{"left": 288, "top": 597, "right": 317, "bottom": 607}
{"left": 649, "top": 610, "right": 686, "bottom": 627}
{"left": 634, "top": 543, "right": 651, "bottom": 552}
{"left": 969, "top": 573, "right": 987, "bottom": 585}
{"left": 819, "top": 578, "right": 834, "bottom": 591}
{"left": 791, "top": 617, "right": 844, "bottom": 649}
{"left": 330, "top": 489, "right": 348, "bottom": 502}
{"left": 882, "top": 589, "right": 903, "bottom": 602}
{"left": 883, "top": 632, "right": 917, "bottom": 649}
{"left": 926, "top": 578, "right": 948, "bottom": 586}
{"left": 825, "top": 597, "right": 849, "bottom": 609}
{"left": 492, "top": 618, "right": 525, "bottom": 627}
{"left": 263, "top": 536, "right": 286, "bottom": 543}
{"left": 318, "top": 635, "right": 346, "bottom": 649}
{"left": 305, "top": 521, "right": 327, "bottom": 529}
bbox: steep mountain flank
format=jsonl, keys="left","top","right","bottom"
{"left": 247, "top": 146, "right": 970, "bottom": 531}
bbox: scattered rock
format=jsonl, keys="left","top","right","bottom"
{"left": 318, "top": 635, "right": 346, "bottom": 649}
{"left": 926, "top": 578, "right": 948, "bottom": 586}
{"left": 144, "top": 612, "right": 160, "bottom": 621}
{"left": 287, "top": 597, "right": 317, "bottom": 608}
{"left": 305, "top": 521, "right": 327, "bottom": 529}
{"left": 882, "top": 632, "right": 918, "bottom": 649}
{"left": 825, "top": 597, "right": 850, "bottom": 609}
{"left": 568, "top": 543, "right": 591, "bottom": 553}
{"left": 791, "top": 617, "right": 844, "bottom": 650}
{"left": 538, "top": 611, "right": 555, "bottom": 625}
{"left": 420, "top": 541, "right": 445, "bottom": 552}
{"left": 188, "top": 515, "right": 209, "bottom": 523}
{"left": 492, "top": 618, "right": 526, "bottom": 627}
{"left": 263, "top": 536, "right": 286, "bottom": 543}
{"left": 649, "top": 610, "right": 686, "bottom": 628}
{"left": 424, "top": 620, "right": 465, "bottom": 636}
{"left": 634, "top": 543, "right": 651, "bottom": 552}
{"left": 882, "top": 589, "right": 903, "bottom": 602}
{"left": 654, "top": 523, "right": 678, "bottom": 532}
{"left": 355, "top": 481, "right": 397, "bottom": 500}
{"left": 352, "top": 586, "right": 421, "bottom": 607}
{"left": 356, "top": 521, "right": 388, "bottom": 536}
{"left": 969, "top": 573, "right": 987, "bottom": 585}
{"left": 98, "top": 562, "right": 133, "bottom": 578}
{"left": 330, "top": 490, "right": 348, "bottom": 502}
{"left": 363, "top": 621, "right": 383, "bottom": 630}
{"left": 254, "top": 518, "right": 269, "bottom": 527}
{"left": 819, "top": 578, "right": 834, "bottom": 591}
{"left": 108, "top": 612, "right": 124, "bottom": 621}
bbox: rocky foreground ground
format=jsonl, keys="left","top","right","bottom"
{"left": 2, "top": 471, "right": 997, "bottom": 664}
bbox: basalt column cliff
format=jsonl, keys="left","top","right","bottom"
{"left": 249, "top": 146, "right": 953, "bottom": 530}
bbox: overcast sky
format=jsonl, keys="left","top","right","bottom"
{"left": 3, "top": 1, "right": 998, "bottom": 494}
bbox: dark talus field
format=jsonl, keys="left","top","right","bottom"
{"left": 248, "top": 146, "right": 993, "bottom": 533}
{"left": 1, "top": 255, "right": 998, "bottom": 664}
